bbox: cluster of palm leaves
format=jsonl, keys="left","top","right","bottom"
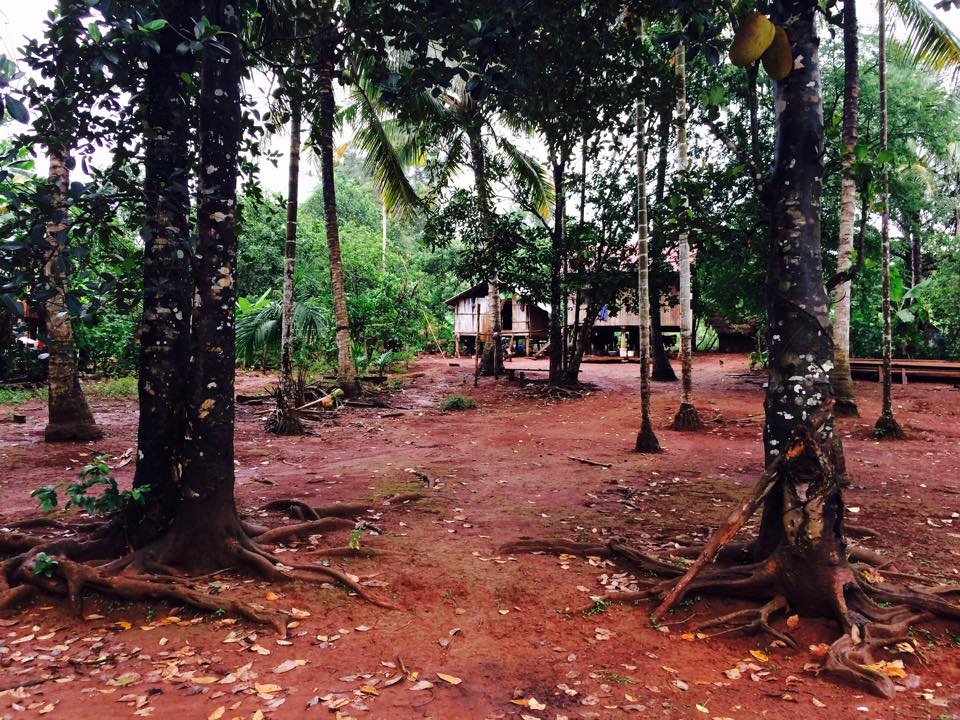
{"left": 235, "top": 290, "right": 329, "bottom": 368}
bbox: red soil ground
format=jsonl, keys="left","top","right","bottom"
{"left": 1, "top": 354, "right": 958, "bottom": 720}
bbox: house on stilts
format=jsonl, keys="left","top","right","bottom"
{"left": 446, "top": 282, "right": 682, "bottom": 359}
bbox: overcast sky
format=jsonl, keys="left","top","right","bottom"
{"left": 3, "top": 1, "right": 959, "bottom": 197}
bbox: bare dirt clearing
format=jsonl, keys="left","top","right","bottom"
{"left": 1, "top": 354, "right": 958, "bottom": 719}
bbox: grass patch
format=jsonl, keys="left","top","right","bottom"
{"left": 88, "top": 376, "right": 137, "bottom": 399}
{"left": 439, "top": 394, "right": 476, "bottom": 411}
{"left": 0, "top": 386, "right": 47, "bottom": 405}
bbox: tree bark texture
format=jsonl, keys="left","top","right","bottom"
{"left": 469, "top": 128, "right": 503, "bottom": 377}
{"left": 755, "top": 4, "right": 849, "bottom": 596}
{"left": 830, "top": 0, "right": 860, "bottom": 417}
{"left": 43, "top": 151, "right": 102, "bottom": 443}
{"left": 650, "top": 103, "right": 677, "bottom": 382}
{"left": 635, "top": 93, "right": 661, "bottom": 453}
{"left": 549, "top": 158, "right": 567, "bottom": 384}
{"left": 317, "top": 33, "right": 359, "bottom": 395}
{"left": 874, "top": 0, "right": 904, "bottom": 439}
{"left": 671, "top": 43, "right": 702, "bottom": 431}
{"left": 152, "top": 0, "right": 246, "bottom": 571}
{"left": 131, "top": 0, "right": 196, "bottom": 537}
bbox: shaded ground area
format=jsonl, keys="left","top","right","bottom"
{"left": 1, "top": 354, "right": 958, "bottom": 719}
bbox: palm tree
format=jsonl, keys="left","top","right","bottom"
{"left": 671, "top": 42, "right": 703, "bottom": 432}
{"left": 311, "top": 17, "right": 360, "bottom": 395}
{"left": 370, "top": 75, "right": 548, "bottom": 377}
{"left": 874, "top": 0, "right": 906, "bottom": 439}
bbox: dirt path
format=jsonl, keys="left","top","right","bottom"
{"left": 1, "top": 354, "right": 958, "bottom": 719}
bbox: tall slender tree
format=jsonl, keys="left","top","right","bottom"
{"left": 830, "top": 0, "right": 862, "bottom": 417}
{"left": 874, "top": 0, "right": 905, "bottom": 439}
{"left": 635, "top": 93, "right": 661, "bottom": 453}
{"left": 42, "top": 0, "right": 101, "bottom": 443}
{"left": 671, "top": 42, "right": 702, "bottom": 431}
{"left": 314, "top": 15, "right": 359, "bottom": 395}
{"left": 268, "top": 63, "right": 305, "bottom": 435}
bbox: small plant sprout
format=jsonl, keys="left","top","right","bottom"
{"left": 33, "top": 552, "right": 59, "bottom": 578}
{"left": 349, "top": 522, "right": 366, "bottom": 550}
{"left": 583, "top": 597, "right": 611, "bottom": 617}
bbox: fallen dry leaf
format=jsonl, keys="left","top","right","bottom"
{"left": 436, "top": 673, "right": 462, "bottom": 686}
{"left": 786, "top": 614, "right": 800, "bottom": 631}
{"left": 208, "top": 707, "right": 225, "bottom": 720}
{"left": 272, "top": 659, "right": 306, "bottom": 674}
{"left": 749, "top": 649, "right": 768, "bottom": 662}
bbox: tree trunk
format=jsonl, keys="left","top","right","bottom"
{"left": 42, "top": 150, "right": 102, "bottom": 443}
{"left": 650, "top": 103, "right": 677, "bottom": 382}
{"left": 874, "top": 0, "right": 904, "bottom": 439}
{"left": 147, "top": 0, "right": 246, "bottom": 569}
{"left": 317, "top": 38, "right": 359, "bottom": 395}
{"left": 754, "top": 0, "right": 852, "bottom": 612}
{"left": 564, "top": 299, "right": 597, "bottom": 383}
{"left": 635, "top": 93, "right": 661, "bottom": 453}
{"left": 129, "top": 0, "right": 196, "bottom": 540}
{"left": 138, "top": 0, "right": 247, "bottom": 571}
{"left": 381, "top": 197, "right": 388, "bottom": 275}
{"left": 671, "top": 43, "right": 702, "bottom": 431}
{"left": 270, "top": 77, "right": 304, "bottom": 435}
{"left": 830, "top": 0, "right": 860, "bottom": 417}
{"left": 469, "top": 128, "right": 503, "bottom": 377}
{"left": 549, "top": 157, "right": 567, "bottom": 384}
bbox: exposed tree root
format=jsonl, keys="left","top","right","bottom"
{"left": 1, "top": 509, "right": 399, "bottom": 631}
{"left": 252, "top": 518, "right": 355, "bottom": 544}
{"left": 671, "top": 402, "right": 704, "bottom": 431}
{"left": 10, "top": 552, "right": 286, "bottom": 633}
{"left": 262, "top": 499, "right": 371, "bottom": 521}
{"left": 697, "top": 594, "right": 797, "bottom": 648}
{"left": 873, "top": 412, "right": 905, "bottom": 440}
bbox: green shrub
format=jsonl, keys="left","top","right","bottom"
{"left": 439, "top": 394, "right": 476, "bottom": 411}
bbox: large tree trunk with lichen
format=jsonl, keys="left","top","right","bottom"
{"left": 671, "top": 44, "right": 701, "bottom": 431}
{"left": 753, "top": 3, "right": 852, "bottom": 610}
{"left": 42, "top": 150, "right": 102, "bottom": 443}
{"left": 635, "top": 94, "right": 661, "bottom": 453}
{"left": 316, "top": 35, "right": 359, "bottom": 396}
{"left": 128, "top": 0, "right": 196, "bottom": 541}
{"left": 831, "top": 0, "right": 860, "bottom": 417}
{"left": 143, "top": 0, "right": 248, "bottom": 572}
{"left": 874, "top": 0, "right": 903, "bottom": 439}
{"left": 469, "top": 128, "right": 503, "bottom": 377}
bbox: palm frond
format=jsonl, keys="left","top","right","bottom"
{"left": 888, "top": 0, "right": 960, "bottom": 78}
{"left": 497, "top": 137, "right": 554, "bottom": 216}
{"left": 348, "top": 81, "right": 424, "bottom": 220}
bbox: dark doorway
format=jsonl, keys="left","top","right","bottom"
{"left": 501, "top": 301, "right": 513, "bottom": 331}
